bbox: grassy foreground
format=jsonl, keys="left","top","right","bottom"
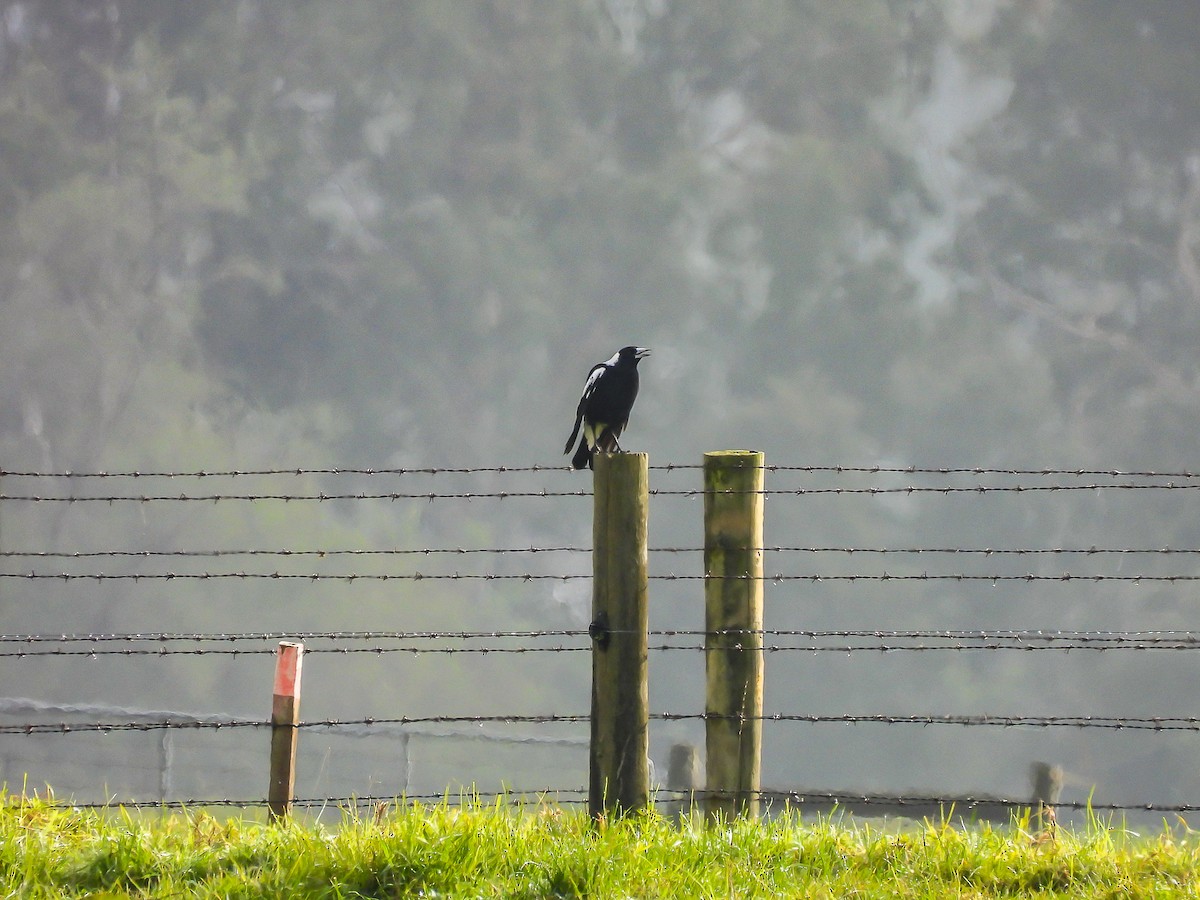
{"left": 2, "top": 796, "right": 1198, "bottom": 898}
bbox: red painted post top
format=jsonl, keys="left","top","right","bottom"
{"left": 273, "top": 641, "right": 304, "bottom": 698}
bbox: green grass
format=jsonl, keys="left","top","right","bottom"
{"left": 1, "top": 794, "right": 1198, "bottom": 898}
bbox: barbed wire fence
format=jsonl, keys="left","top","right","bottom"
{"left": 2, "top": 462, "right": 1200, "bottom": 821}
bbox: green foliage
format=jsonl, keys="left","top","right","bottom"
{"left": 2, "top": 796, "right": 1199, "bottom": 898}
{"left": 5, "top": 0, "right": 1197, "bottom": 468}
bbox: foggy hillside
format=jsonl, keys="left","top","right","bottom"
{"left": 3, "top": 0, "right": 1200, "bottom": 819}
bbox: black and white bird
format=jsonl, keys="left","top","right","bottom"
{"left": 564, "top": 346, "right": 650, "bottom": 470}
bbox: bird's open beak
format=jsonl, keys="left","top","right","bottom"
{"left": 635, "top": 347, "right": 651, "bottom": 359}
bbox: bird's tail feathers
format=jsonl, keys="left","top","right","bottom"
{"left": 571, "top": 436, "right": 593, "bottom": 470}
{"left": 563, "top": 413, "right": 584, "bottom": 455}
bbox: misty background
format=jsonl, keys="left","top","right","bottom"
{"left": 3, "top": 0, "right": 1200, "bottom": 821}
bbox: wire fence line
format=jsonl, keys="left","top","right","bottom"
{"left": 5, "top": 465, "right": 1194, "bottom": 585}
{"left": 21, "top": 790, "right": 1200, "bottom": 815}
{"left": 6, "top": 713, "right": 1200, "bottom": 736}
{"left": 4, "top": 483, "right": 1200, "bottom": 503}
{"left": 0, "top": 698, "right": 586, "bottom": 746}
{"left": 5, "top": 538, "right": 1196, "bottom": 593}
{"left": 7, "top": 539, "right": 1197, "bottom": 587}
{"left": 5, "top": 462, "right": 1200, "bottom": 820}
{"left": 6, "top": 571, "right": 1199, "bottom": 583}
{"left": 2, "top": 629, "right": 1200, "bottom": 657}
{"left": 7, "top": 545, "right": 1200, "bottom": 558}
{"left": 0, "top": 629, "right": 599, "bottom": 642}
{"left": 2, "top": 628, "right": 1200, "bottom": 662}
{"left": 9, "top": 692, "right": 1175, "bottom": 816}
{"left": 3, "top": 465, "right": 1199, "bottom": 478}
{"left": 3, "top": 628, "right": 1196, "bottom": 641}
{"left": 4, "top": 642, "right": 1200, "bottom": 659}
{"left": 3, "top": 628, "right": 1199, "bottom": 645}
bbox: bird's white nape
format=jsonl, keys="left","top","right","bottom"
{"left": 603, "top": 350, "right": 622, "bottom": 366}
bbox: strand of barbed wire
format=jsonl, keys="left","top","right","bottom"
{"left": 5, "top": 483, "right": 1200, "bottom": 502}
{"left": 3, "top": 572, "right": 1198, "bottom": 582}
{"left": 1, "top": 628, "right": 1196, "bottom": 644}
{"left": 5, "top": 713, "right": 1199, "bottom": 735}
{"left": 13, "top": 792, "right": 1199, "bottom": 813}
{"left": 3, "top": 465, "right": 1199, "bottom": 478}
{"left": 4, "top": 544, "right": 1200, "bottom": 558}
{"left": 6, "top": 640, "right": 1200, "bottom": 657}
{"left": 20, "top": 791, "right": 1200, "bottom": 813}
{"left": 5, "top": 542, "right": 1195, "bottom": 584}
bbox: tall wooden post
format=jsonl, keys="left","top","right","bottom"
{"left": 589, "top": 451, "right": 650, "bottom": 818}
{"left": 665, "top": 742, "right": 701, "bottom": 821}
{"left": 268, "top": 641, "right": 304, "bottom": 822}
{"left": 1031, "top": 760, "right": 1063, "bottom": 832}
{"left": 703, "top": 450, "right": 764, "bottom": 819}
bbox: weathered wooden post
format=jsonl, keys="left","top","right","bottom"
{"left": 665, "top": 741, "right": 701, "bottom": 821}
{"left": 1030, "top": 761, "right": 1064, "bottom": 808}
{"left": 158, "top": 732, "right": 173, "bottom": 805}
{"left": 268, "top": 641, "right": 304, "bottom": 822}
{"left": 589, "top": 451, "right": 650, "bottom": 818}
{"left": 1031, "top": 760, "right": 1063, "bottom": 832}
{"left": 703, "top": 450, "right": 765, "bottom": 819}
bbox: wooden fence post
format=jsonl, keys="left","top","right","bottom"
{"left": 1031, "top": 760, "right": 1064, "bottom": 831}
{"left": 665, "top": 741, "right": 701, "bottom": 821}
{"left": 589, "top": 451, "right": 650, "bottom": 818}
{"left": 703, "top": 450, "right": 765, "bottom": 819}
{"left": 268, "top": 641, "right": 304, "bottom": 822}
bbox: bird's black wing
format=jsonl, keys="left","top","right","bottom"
{"left": 586, "top": 366, "right": 638, "bottom": 450}
{"left": 563, "top": 362, "right": 607, "bottom": 454}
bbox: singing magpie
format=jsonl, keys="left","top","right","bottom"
{"left": 564, "top": 346, "right": 650, "bottom": 470}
